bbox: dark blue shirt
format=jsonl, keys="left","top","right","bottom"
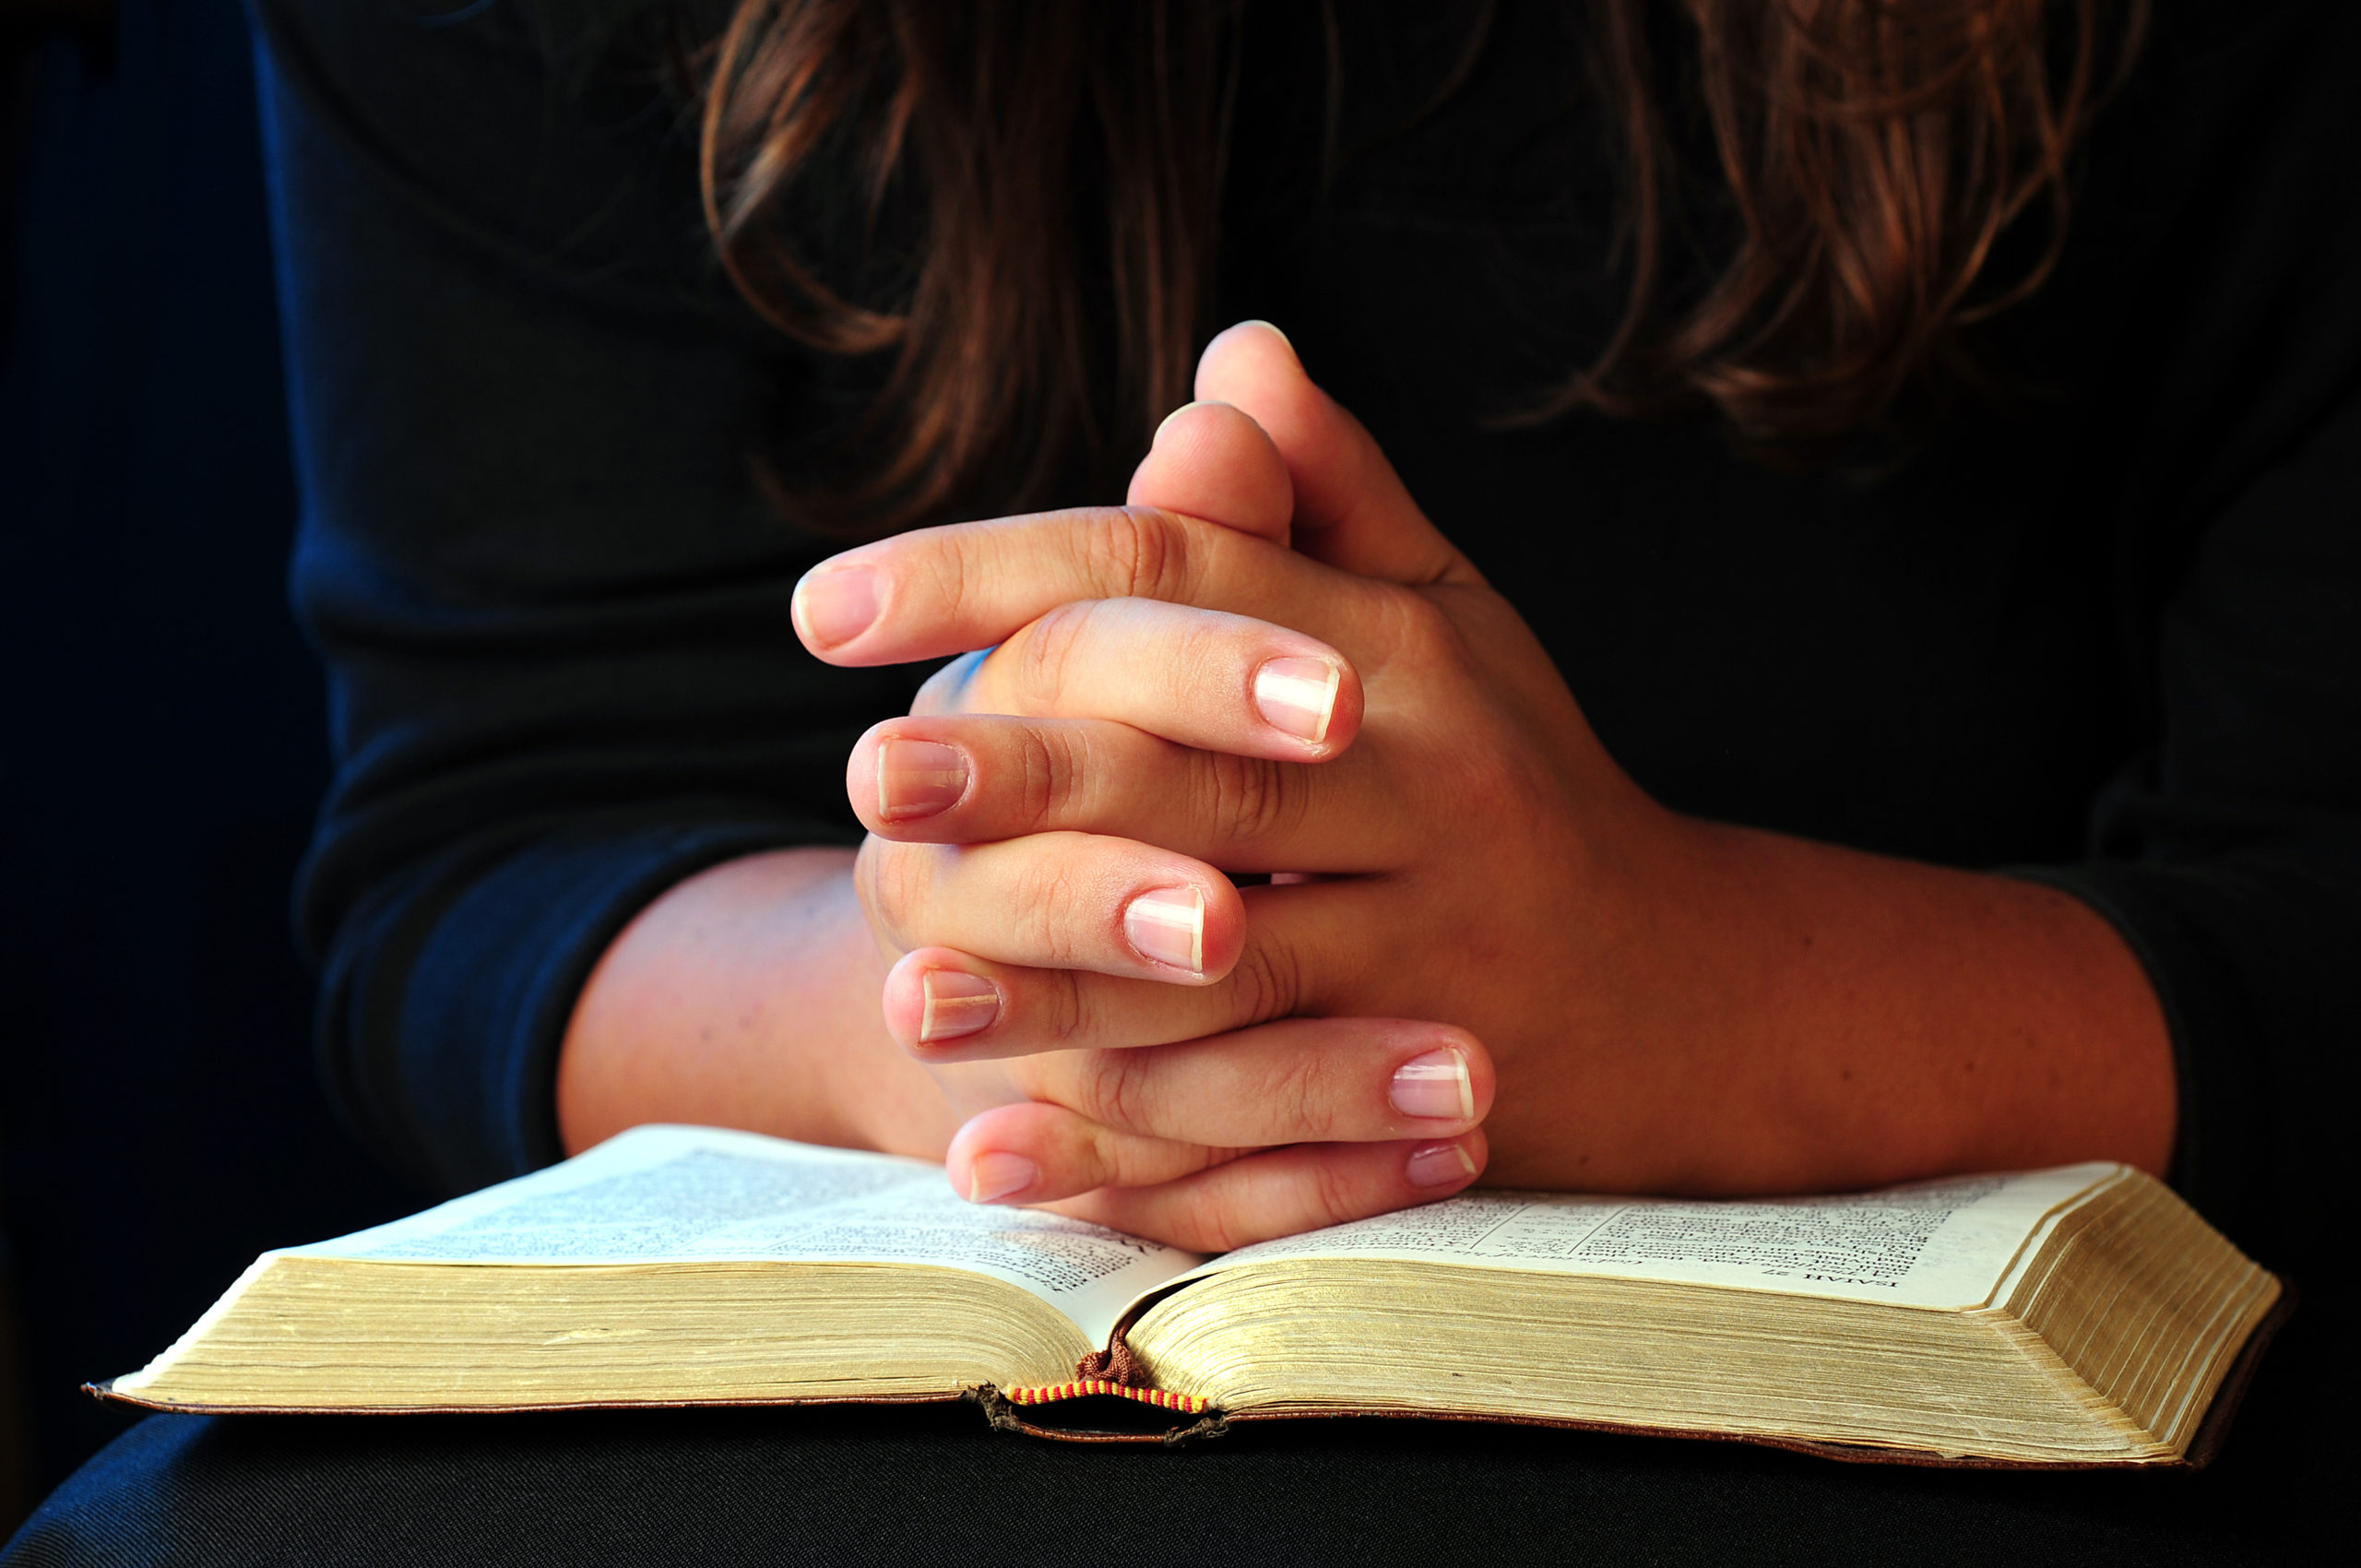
{"left": 254, "top": 0, "right": 2361, "bottom": 1294}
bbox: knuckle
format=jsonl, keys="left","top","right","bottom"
{"left": 1104, "top": 1134, "right": 1205, "bottom": 1192}
{"left": 1047, "top": 724, "right": 1112, "bottom": 828}
{"left": 1224, "top": 931, "right": 1300, "bottom": 1026}
{"left": 1014, "top": 725, "right": 1068, "bottom": 833}
{"left": 917, "top": 533, "right": 983, "bottom": 639}
{"left": 1037, "top": 968, "right": 1091, "bottom": 1050}
{"left": 859, "top": 838, "right": 929, "bottom": 937}
{"left": 1306, "top": 1158, "right": 1364, "bottom": 1231}
{"left": 1086, "top": 506, "right": 1195, "bottom": 603}
{"left": 1007, "top": 600, "right": 1097, "bottom": 711}
{"left": 1200, "top": 751, "right": 1301, "bottom": 847}
{"left": 1008, "top": 853, "right": 1091, "bottom": 967}
{"left": 1081, "top": 1122, "right": 1135, "bottom": 1189}
{"left": 1175, "top": 1187, "right": 1245, "bottom": 1254}
{"left": 1371, "top": 587, "right": 1462, "bottom": 674}
{"left": 1075, "top": 1047, "right": 1158, "bottom": 1134}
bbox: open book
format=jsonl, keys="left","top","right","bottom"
{"left": 101, "top": 1125, "right": 2284, "bottom": 1467}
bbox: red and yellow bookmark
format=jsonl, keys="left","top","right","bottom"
{"left": 1001, "top": 1379, "right": 1209, "bottom": 1414}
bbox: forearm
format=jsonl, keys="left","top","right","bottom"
{"left": 554, "top": 849, "right": 959, "bottom": 1159}
{"left": 550, "top": 819, "right": 2172, "bottom": 1198}
{"left": 1536, "top": 811, "right": 2178, "bottom": 1194}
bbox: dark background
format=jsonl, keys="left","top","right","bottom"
{"left": 0, "top": 0, "right": 421, "bottom": 1533}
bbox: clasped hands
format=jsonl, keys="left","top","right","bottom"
{"left": 789, "top": 321, "right": 1745, "bottom": 1252}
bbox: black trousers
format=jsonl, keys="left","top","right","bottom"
{"left": 2, "top": 1384, "right": 2324, "bottom": 1567}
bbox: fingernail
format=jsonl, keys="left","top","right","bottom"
{"left": 793, "top": 564, "right": 879, "bottom": 648}
{"left": 1406, "top": 1141, "right": 1478, "bottom": 1189}
{"left": 878, "top": 739, "right": 967, "bottom": 821}
{"left": 967, "top": 1151, "right": 1038, "bottom": 1205}
{"left": 1390, "top": 1048, "right": 1475, "bottom": 1121}
{"left": 1253, "top": 657, "right": 1342, "bottom": 744}
{"left": 1154, "top": 398, "right": 1228, "bottom": 443}
{"left": 919, "top": 969, "right": 1001, "bottom": 1044}
{"left": 1240, "top": 319, "right": 1296, "bottom": 357}
{"left": 1124, "top": 885, "right": 1204, "bottom": 975}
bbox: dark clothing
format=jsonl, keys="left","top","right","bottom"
{"left": 0, "top": 1391, "right": 2335, "bottom": 1567}
{"left": 264, "top": 0, "right": 2361, "bottom": 1293}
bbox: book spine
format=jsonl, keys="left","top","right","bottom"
{"left": 1001, "top": 1379, "right": 1209, "bottom": 1414}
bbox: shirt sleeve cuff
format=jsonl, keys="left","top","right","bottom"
{"left": 318, "top": 816, "right": 855, "bottom": 1194}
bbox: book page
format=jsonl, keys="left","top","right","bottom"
{"left": 288, "top": 1126, "right": 1202, "bottom": 1344}
{"left": 1151, "top": 1164, "right": 2125, "bottom": 1312}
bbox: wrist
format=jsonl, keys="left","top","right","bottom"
{"left": 1654, "top": 823, "right": 2177, "bottom": 1188}
{"left": 555, "top": 848, "right": 955, "bottom": 1159}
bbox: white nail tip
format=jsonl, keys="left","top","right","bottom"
{"left": 1125, "top": 886, "right": 1205, "bottom": 974}
{"left": 1253, "top": 659, "right": 1342, "bottom": 745}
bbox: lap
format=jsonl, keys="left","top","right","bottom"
{"left": 2, "top": 1390, "right": 2322, "bottom": 1567}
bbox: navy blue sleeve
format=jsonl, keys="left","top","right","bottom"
{"left": 252, "top": 0, "right": 2361, "bottom": 1259}
{"left": 252, "top": 0, "right": 920, "bottom": 1191}
{"left": 2011, "top": 0, "right": 2361, "bottom": 1277}
{"left": 2029, "top": 385, "right": 2361, "bottom": 1271}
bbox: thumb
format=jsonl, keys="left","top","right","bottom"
{"left": 1193, "top": 321, "right": 1476, "bottom": 587}
{"left": 1124, "top": 398, "right": 1295, "bottom": 545}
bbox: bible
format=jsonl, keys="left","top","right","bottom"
{"left": 100, "top": 1124, "right": 2284, "bottom": 1467}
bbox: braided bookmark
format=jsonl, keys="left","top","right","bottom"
{"left": 1000, "top": 1379, "right": 1209, "bottom": 1414}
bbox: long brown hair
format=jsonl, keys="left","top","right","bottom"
{"left": 699, "top": 0, "right": 2146, "bottom": 531}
